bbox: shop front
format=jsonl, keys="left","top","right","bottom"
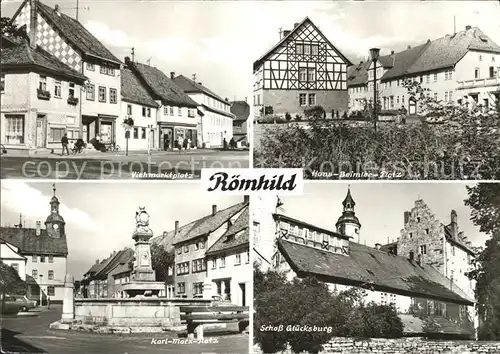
{"left": 158, "top": 123, "right": 197, "bottom": 150}
{"left": 82, "top": 114, "right": 117, "bottom": 146}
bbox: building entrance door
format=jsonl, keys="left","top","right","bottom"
{"left": 408, "top": 97, "right": 417, "bottom": 115}
{"left": 36, "top": 115, "right": 45, "bottom": 147}
{"left": 239, "top": 283, "right": 246, "bottom": 306}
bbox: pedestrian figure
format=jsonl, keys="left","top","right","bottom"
{"left": 177, "top": 136, "right": 183, "bottom": 153}
{"left": 223, "top": 138, "right": 227, "bottom": 151}
{"left": 187, "top": 138, "right": 191, "bottom": 150}
{"left": 61, "top": 134, "right": 69, "bottom": 156}
{"left": 230, "top": 137, "right": 236, "bottom": 150}
{"left": 47, "top": 296, "right": 50, "bottom": 309}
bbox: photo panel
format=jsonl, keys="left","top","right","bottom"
{"left": 0, "top": 180, "right": 250, "bottom": 353}
{"left": 252, "top": 182, "right": 500, "bottom": 353}
{"left": 252, "top": 1, "right": 500, "bottom": 181}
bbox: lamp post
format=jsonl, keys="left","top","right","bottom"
{"left": 370, "top": 48, "right": 380, "bottom": 132}
{"left": 39, "top": 274, "right": 43, "bottom": 307}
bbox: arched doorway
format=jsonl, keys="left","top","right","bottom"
{"left": 409, "top": 97, "right": 417, "bottom": 115}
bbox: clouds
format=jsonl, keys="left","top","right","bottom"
{"left": 1, "top": 181, "right": 98, "bottom": 231}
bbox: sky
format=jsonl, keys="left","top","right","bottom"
{"left": 255, "top": 182, "right": 491, "bottom": 250}
{"left": 0, "top": 180, "right": 242, "bottom": 279}
{"left": 2, "top": 1, "right": 499, "bottom": 103}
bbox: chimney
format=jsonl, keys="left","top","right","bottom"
{"left": 294, "top": 23, "right": 299, "bottom": 28}
{"left": 170, "top": 72, "right": 175, "bottom": 79}
{"left": 36, "top": 221, "right": 41, "bottom": 236}
{"left": 404, "top": 211, "right": 410, "bottom": 224}
{"left": 465, "top": 25, "right": 471, "bottom": 31}
{"left": 360, "top": 61, "right": 363, "bottom": 64}
{"left": 244, "top": 195, "right": 250, "bottom": 203}
{"left": 175, "top": 220, "right": 179, "bottom": 234}
{"left": 283, "top": 30, "right": 291, "bottom": 37}
{"left": 212, "top": 205, "right": 217, "bottom": 216}
{"left": 54, "top": 4, "right": 60, "bottom": 16}
{"left": 163, "top": 231, "right": 168, "bottom": 237}
{"left": 450, "top": 210, "right": 458, "bottom": 238}
{"left": 29, "top": 0, "right": 37, "bottom": 49}
{"left": 458, "top": 231, "right": 464, "bottom": 241}
{"left": 407, "top": 45, "right": 412, "bottom": 49}
{"left": 391, "top": 50, "right": 395, "bottom": 55}
{"left": 244, "top": 97, "right": 247, "bottom": 102}
{"left": 96, "top": 259, "right": 99, "bottom": 264}
{"left": 124, "top": 56, "right": 131, "bottom": 64}
{"left": 375, "top": 243, "right": 381, "bottom": 250}
{"left": 225, "top": 98, "right": 229, "bottom": 102}
{"left": 198, "top": 82, "right": 203, "bottom": 86}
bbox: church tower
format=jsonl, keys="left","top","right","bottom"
{"left": 335, "top": 187, "right": 361, "bottom": 242}
{"left": 45, "top": 184, "right": 66, "bottom": 238}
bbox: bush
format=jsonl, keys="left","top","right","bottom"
{"left": 254, "top": 264, "right": 404, "bottom": 353}
{"left": 304, "top": 106, "right": 326, "bottom": 120}
{"left": 285, "top": 112, "right": 292, "bottom": 121}
{"left": 255, "top": 81, "right": 500, "bottom": 180}
{"left": 295, "top": 114, "right": 302, "bottom": 121}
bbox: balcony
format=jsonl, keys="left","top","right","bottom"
{"left": 457, "top": 77, "right": 500, "bottom": 90}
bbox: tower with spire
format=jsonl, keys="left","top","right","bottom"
{"left": 45, "top": 184, "right": 66, "bottom": 238}
{"left": 335, "top": 187, "right": 361, "bottom": 242}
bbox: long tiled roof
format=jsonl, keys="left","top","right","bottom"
{"left": 273, "top": 213, "right": 351, "bottom": 241}
{"left": 173, "top": 75, "right": 227, "bottom": 104}
{"left": 381, "top": 43, "right": 429, "bottom": 81}
{"left": 168, "top": 202, "right": 248, "bottom": 246}
{"left": 127, "top": 61, "right": 198, "bottom": 108}
{"left": 206, "top": 206, "right": 249, "bottom": 255}
{"left": 278, "top": 238, "right": 474, "bottom": 305}
{"left": 32, "top": 0, "right": 120, "bottom": 64}
{"left": 230, "top": 101, "right": 250, "bottom": 122}
{"left": 0, "top": 227, "right": 68, "bottom": 256}
{"left": 121, "top": 68, "right": 158, "bottom": 108}
{"left": 347, "top": 61, "right": 370, "bottom": 87}
{"left": 201, "top": 103, "right": 235, "bottom": 119}
{"left": 253, "top": 17, "right": 352, "bottom": 71}
{"left": 1, "top": 41, "right": 86, "bottom": 81}
{"left": 407, "top": 27, "right": 500, "bottom": 74}
{"left": 94, "top": 248, "right": 134, "bottom": 279}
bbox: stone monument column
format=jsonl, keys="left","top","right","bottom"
{"left": 132, "top": 207, "right": 155, "bottom": 282}
{"left": 61, "top": 274, "right": 75, "bottom": 322}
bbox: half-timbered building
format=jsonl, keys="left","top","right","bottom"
{"left": 253, "top": 17, "right": 352, "bottom": 119}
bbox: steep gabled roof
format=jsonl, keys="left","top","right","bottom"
{"left": 407, "top": 27, "right": 500, "bottom": 74}
{"left": 94, "top": 248, "right": 134, "bottom": 279}
{"left": 206, "top": 206, "right": 249, "bottom": 255}
{"left": 278, "top": 238, "right": 474, "bottom": 306}
{"left": 253, "top": 17, "right": 353, "bottom": 71}
{"left": 381, "top": 43, "right": 430, "bottom": 81}
{"left": 230, "top": 100, "right": 250, "bottom": 122}
{"left": 171, "top": 202, "right": 248, "bottom": 245}
{"left": 121, "top": 68, "right": 158, "bottom": 108}
{"left": 24, "top": 0, "right": 121, "bottom": 64}
{"left": 0, "top": 227, "right": 68, "bottom": 256}
{"left": 173, "top": 75, "right": 226, "bottom": 104}
{"left": 126, "top": 61, "right": 198, "bottom": 108}
{"left": 1, "top": 41, "right": 87, "bottom": 82}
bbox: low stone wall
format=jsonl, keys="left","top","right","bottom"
{"left": 74, "top": 298, "right": 210, "bottom": 327}
{"left": 253, "top": 337, "right": 500, "bottom": 354}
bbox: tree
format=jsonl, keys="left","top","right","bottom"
{"left": 0, "top": 261, "right": 26, "bottom": 295}
{"left": 150, "top": 243, "right": 174, "bottom": 282}
{"left": 465, "top": 183, "right": 500, "bottom": 340}
{"left": 0, "top": 17, "right": 25, "bottom": 39}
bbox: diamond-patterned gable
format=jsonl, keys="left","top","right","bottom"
{"left": 14, "top": 1, "right": 82, "bottom": 72}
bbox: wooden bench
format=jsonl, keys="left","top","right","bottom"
{"left": 180, "top": 305, "right": 249, "bottom": 339}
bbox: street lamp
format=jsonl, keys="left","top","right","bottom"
{"left": 39, "top": 274, "right": 43, "bottom": 307}
{"left": 370, "top": 48, "right": 380, "bottom": 132}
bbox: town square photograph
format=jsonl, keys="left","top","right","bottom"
{"left": 252, "top": 1, "right": 500, "bottom": 180}
{"left": 0, "top": 181, "right": 250, "bottom": 353}
{"left": 0, "top": 0, "right": 250, "bottom": 179}
{"left": 252, "top": 183, "right": 500, "bottom": 353}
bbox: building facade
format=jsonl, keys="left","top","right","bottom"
{"left": 0, "top": 240, "right": 27, "bottom": 281}
{"left": 253, "top": 17, "right": 352, "bottom": 120}
{"left": 124, "top": 60, "right": 200, "bottom": 150}
{"left": 173, "top": 75, "right": 234, "bottom": 148}
{"left": 170, "top": 200, "right": 248, "bottom": 298}
{"left": 0, "top": 188, "right": 69, "bottom": 303}
{"left": 1, "top": 39, "right": 86, "bottom": 153}
{"left": 117, "top": 68, "right": 159, "bottom": 151}
{"left": 348, "top": 26, "right": 500, "bottom": 116}
{"left": 12, "top": 0, "right": 123, "bottom": 146}
{"left": 230, "top": 99, "right": 250, "bottom": 147}
{"left": 206, "top": 205, "right": 251, "bottom": 307}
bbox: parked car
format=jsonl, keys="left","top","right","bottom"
{"left": 1, "top": 295, "right": 37, "bottom": 313}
